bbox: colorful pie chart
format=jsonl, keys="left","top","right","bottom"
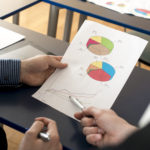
{"left": 117, "top": 3, "right": 125, "bottom": 7}
{"left": 87, "top": 61, "right": 115, "bottom": 82}
{"left": 86, "top": 36, "right": 114, "bottom": 55}
{"left": 135, "top": 8, "right": 150, "bottom": 16}
{"left": 106, "top": 2, "right": 114, "bottom": 6}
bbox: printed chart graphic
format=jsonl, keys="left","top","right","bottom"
{"left": 86, "top": 36, "right": 114, "bottom": 55}
{"left": 117, "top": 3, "right": 125, "bottom": 7}
{"left": 134, "top": 8, "right": 150, "bottom": 17}
{"left": 106, "top": 2, "right": 114, "bottom": 5}
{"left": 106, "top": 2, "right": 125, "bottom": 7}
{"left": 87, "top": 61, "right": 115, "bottom": 81}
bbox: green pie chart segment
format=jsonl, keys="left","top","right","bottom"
{"left": 86, "top": 36, "right": 114, "bottom": 55}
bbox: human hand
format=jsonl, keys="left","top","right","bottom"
{"left": 75, "top": 107, "right": 137, "bottom": 148}
{"left": 20, "top": 55, "right": 67, "bottom": 86}
{"left": 19, "top": 117, "right": 62, "bottom": 150}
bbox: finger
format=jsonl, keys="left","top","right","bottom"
{"left": 36, "top": 117, "right": 59, "bottom": 137}
{"left": 50, "top": 60, "right": 67, "bottom": 69}
{"left": 48, "top": 56, "right": 68, "bottom": 69}
{"left": 27, "top": 121, "right": 44, "bottom": 138}
{"left": 47, "top": 120, "right": 60, "bottom": 141}
{"left": 86, "top": 134, "right": 102, "bottom": 146}
{"left": 35, "top": 117, "right": 52, "bottom": 126}
{"left": 83, "top": 127, "right": 103, "bottom": 135}
{"left": 74, "top": 112, "right": 84, "bottom": 120}
{"left": 83, "top": 107, "right": 103, "bottom": 118}
{"left": 81, "top": 117, "right": 96, "bottom": 127}
{"left": 53, "top": 56, "right": 63, "bottom": 61}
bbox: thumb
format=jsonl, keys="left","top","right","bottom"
{"left": 27, "top": 121, "right": 44, "bottom": 138}
{"left": 49, "top": 58, "right": 68, "bottom": 69}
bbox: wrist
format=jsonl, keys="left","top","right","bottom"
{"left": 126, "top": 124, "right": 138, "bottom": 136}
{"left": 117, "top": 124, "right": 138, "bottom": 144}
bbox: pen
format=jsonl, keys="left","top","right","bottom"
{"left": 69, "top": 96, "right": 105, "bottom": 134}
{"left": 39, "top": 132, "right": 50, "bottom": 142}
{"left": 69, "top": 96, "right": 85, "bottom": 110}
{"left": 38, "top": 126, "right": 50, "bottom": 142}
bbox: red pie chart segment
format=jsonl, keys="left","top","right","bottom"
{"left": 88, "top": 69, "right": 111, "bottom": 81}
{"left": 135, "top": 8, "right": 150, "bottom": 16}
{"left": 87, "top": 61, "right": 115, "bottom": 82}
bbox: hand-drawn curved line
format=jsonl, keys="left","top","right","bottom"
{"left": 45, "top": 89, "right": 100, "bottom": 99}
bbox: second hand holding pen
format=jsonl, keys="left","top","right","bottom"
{"left": 69, "top": 96, "right": 105, "bottom": 135}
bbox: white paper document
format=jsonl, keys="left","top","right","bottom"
{"left": 0, "top": 26, "right": 25, "bottom": 50}
{"left": 0, "top": 45, "right": 46, "bottom": 59}
{"left": 87, "top": 0, "right": 150, "bottom": 19}
{"left": 33, "top": 20, "right": 148, "bottom": 119}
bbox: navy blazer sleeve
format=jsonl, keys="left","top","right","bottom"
{"left": 0, "top": 59, "right": 21, "bottom": 87}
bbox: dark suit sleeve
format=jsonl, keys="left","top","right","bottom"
{"left": 0, "top": 127, "right": 7, "bottom": 150}
{"left": 0, "top": 59, "right": 21, "bottom": 87}
{"left": 103, "top": 123, "right": 150, "bottom": 150}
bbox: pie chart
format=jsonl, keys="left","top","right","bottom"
{"left": 87, "top": 61, "right": 115, "bottom": 82}
{"left": 106, "top": 2, "right": 114, "bottom": 6}
{"left": 86, "top": 36, "right": 114, "bottom": 55}
{"left": 117, "top": 3, "right": 125, "bottom": 7}
{"left": 135, "top": 8, "right": 150, "bottom": 16}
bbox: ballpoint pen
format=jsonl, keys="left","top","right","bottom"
{"left": 39, "top": 132, "right": 50, "bottom": 142}
{"left": 69, "top": 96, "right": 85, "bottom": 110}
{"left": 38, "top": 126, "right": 50, "bottom": 142}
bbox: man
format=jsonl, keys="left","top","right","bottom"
{"left": 0, "top": 55, "right": 67, "bottom": 150}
